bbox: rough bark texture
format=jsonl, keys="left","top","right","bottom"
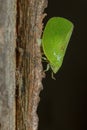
{"left": 16, "top": 0, "right": 47, "bottom": 130}
{"left": 0, "top": 0, "right": 16, "bottom": 130}
{"left": 0, "top": 0, "right": 47, "bottom": 129}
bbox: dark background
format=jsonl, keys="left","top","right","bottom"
{"left": 38, "top": 0, "right": 87, "bottom": 130}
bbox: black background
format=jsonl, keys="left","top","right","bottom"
{"left": 38, "top": 0, "right": 87, "bottom": 130}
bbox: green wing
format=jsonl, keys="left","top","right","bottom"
{"left": 42, "top": 17, "right": 74, "bottom": 73}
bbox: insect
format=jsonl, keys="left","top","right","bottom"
{"left": 42, "top": 17, "right": 74, "bottom": 74}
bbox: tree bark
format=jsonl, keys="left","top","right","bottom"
{"left": 0, "top": 0, "right": 16, "bottom": 130}
{"left": 0, "top": 0, "right": 47, "bottom": 130}
{"left": 16, "top": 0, "right": 47, "bottom": 129}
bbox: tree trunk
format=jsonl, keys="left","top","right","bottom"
{"left": 0, "top": 0, "right": 47, "bottom": 130}
{"left": 0, "top": 0, "right": 16, "bottom": 130}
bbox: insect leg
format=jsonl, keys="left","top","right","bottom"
{"left": 51, "top": 72, "right": 56, "bottom": 80}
